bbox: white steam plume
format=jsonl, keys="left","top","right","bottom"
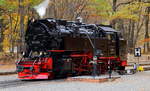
{"left": 34, "top": 0, "right": 50, "bottom": 18}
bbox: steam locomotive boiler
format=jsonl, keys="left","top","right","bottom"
{"left": 16, "top": 18, "right": 127, "bottom": 79}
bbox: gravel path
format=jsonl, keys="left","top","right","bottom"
{"left": 1, "top": 71, "right": 150, "bottom": 91}
{"left": 0, "top": 75, "right": 17, "bottom": 82}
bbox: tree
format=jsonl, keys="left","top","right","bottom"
{"left": 144, "top": 7, "right": 150, "bottom": 53}
{"left": 111, "top": 1, "right": 150, "bottom": 53}
{"left": 0, "top": 0, "right": 42, "bottom": 52}
{"left": 45, "top": 0, "right": 90, "bottom": 21}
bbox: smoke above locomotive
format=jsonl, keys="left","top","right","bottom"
{"left": 25, "top": 18, "right": 124, "bottom": 57}
{"left": 34, "top": 0, "right": 50, "bottom": 18}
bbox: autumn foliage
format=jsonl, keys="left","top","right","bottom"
{"left": 0, "top": 0, "right": 150, "bottom": 54}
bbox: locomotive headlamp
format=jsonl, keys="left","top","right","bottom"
{"left": 40, "top": 52, "right": 43, "bottom": 56}
{"left": 22, "top": 52, "right": 25, "bottom": 56}
{"left": 100, "top": 53, "right": 104, "bottom": 56}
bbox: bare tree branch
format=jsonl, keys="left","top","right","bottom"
{"left": 116, "top": 0, "right": 135, "bottom": 9}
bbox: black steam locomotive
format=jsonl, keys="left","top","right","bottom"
{"left": 16, "top": 18, "right": 127, "bottom": 79}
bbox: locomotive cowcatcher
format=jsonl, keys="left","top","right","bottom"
{"left": 16, "top": 18, "right": 127, "bottom": 79}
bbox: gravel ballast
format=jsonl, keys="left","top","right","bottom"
{"left": 1, "top": 71, "right": 150, "bottom": 91}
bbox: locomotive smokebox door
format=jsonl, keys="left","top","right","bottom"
{"left": 134, "top": 48, "right": 141, "bottom": 57}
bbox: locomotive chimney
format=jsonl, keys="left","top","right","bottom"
{"left": 76, "top": 17, "right": 83, "bottom": 23}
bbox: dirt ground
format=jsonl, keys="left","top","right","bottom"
{"left": 0, "top": 53, "right": 17, "bottom": 71}
{"left": 0, "top": 53, "right": 19, "bottom": 64}
{"left": 0, "top": 64, "right": 15, "bottom": 70}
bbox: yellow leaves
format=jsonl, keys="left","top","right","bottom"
{"left": 87, "top": 0, "right": 112, "bottom": 20}
{"left": 0, "top": 0, "right": 43, "bottom": 52}
{"left": 140, "top": 38, "right": 150, "bottom": 43}
{"left": 110, "top": 10, "right": 139, "bottom": 21}
{"left": 2, "top": 34, "right": 10, "bottom": 52}
{"left": 1, "top": 15, "right": 9, "bottom": 19}
{"left": 6, "top": 0, "right": 19, "bottom": 6}
{"left": 3, "top": 0, "right": 18, "bottom": 11}
{"left": 21, "top": 0, "right": 43, "bottom": 7}
{"left": 2, "top": 12, "right": 20, "bottom": 52}
{"left": 89, "top": 0, "right": 150, "bottom": 23}
{"left": 0, "top": 0, "right": 43, "bottom": 12}
{"left": 3, "top": 29, "right": 11, "bottom": 35}
{"left": 109, "top": 1, "right": 149, "bottom": 22}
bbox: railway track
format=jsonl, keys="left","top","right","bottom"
{"left": 0, "top": 80, "right": 40, "bottom": 89}
{"left": 1, "top": 61, "right": 150, "bottom": 89}
{"left": 0, "top": 78, "right": 66, "bottom": 89}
